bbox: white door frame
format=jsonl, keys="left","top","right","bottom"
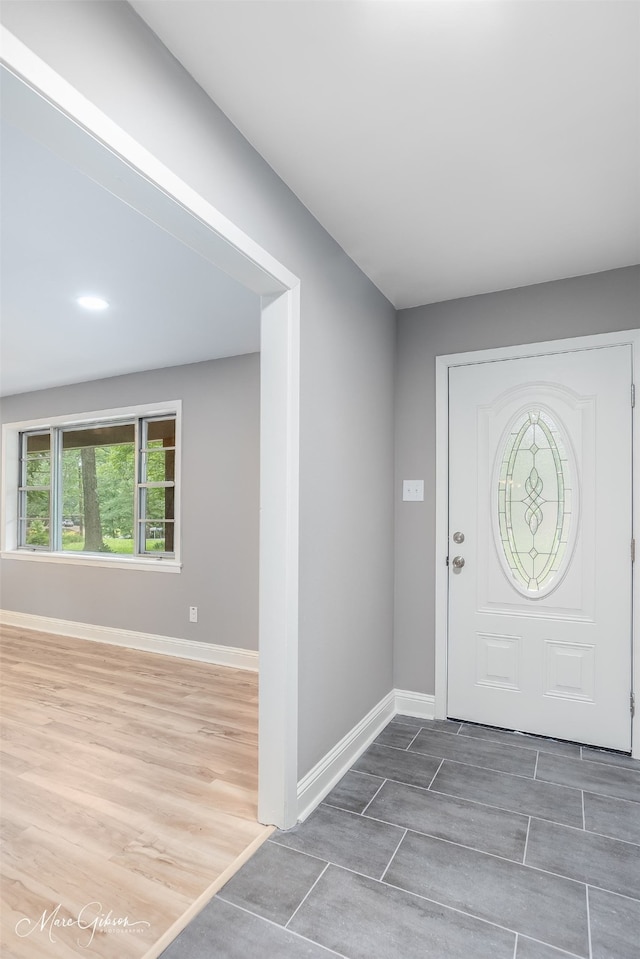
{"left": 1, "top": 28, "right": 301, "bottom": 826}
{"left": 435, "top": 329, "right": 640, "bottom": 759}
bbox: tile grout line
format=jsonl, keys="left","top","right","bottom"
{"left": 379, "top": 827, "right": 408, "bottom": 883}
{"left": 360, "top": 777, "right": 387, "bottom": 817}
{"left": 379, "top": 742, "right": 569, "bottom": 784}
{"left": 267, "top": 838, "right": 335, "bottom": 867}
{"left": 379, "top": 872, "right": 585, "bottom": 953}
{"left": 582, "top": 754, "right": 640, "bottom": 769}
{"left": 348, "top": 766, "right": 587, "bottom": 829}
{"left": 515, "top": 937, "right": 585, "bottom": 959}
{"left": 376, "top": 823, "right": 583, "bottom": 877}
{"left": 447, "top": 720, "right": 619, "bottom": 759}
{"left": 522, "top": 816, "right": 532, "bottom": 865}
{"left": 387, "top": 863, "right": 601, "bottom": 959}
{"left": 337, "top": 768, "right": 385, "bottom": 783}
{"left": 430, "top": 723, "right": 587, "bottom": 757}
{"left": 512, "top": 933, "right": 518, "bottom": 959}
{"left": 395, "top": 735, "right": 640, "bottom": 794}
{"left": 494, "top": 858, "right": 640, "bottom": 905}
{"left": 287, "top": 815, "right": 640, "bottom": 901}
{"left": 359, "top": 810, "right": 527, "bottom": 865}
{"left": 426, "top": 757, "right": 445, "bottom": 790}
{"left": 222, "top": 855, "right": 620, "bottom": 959}
{"left": 580, "top": 747, "right": 639, "bottom": 771}
{"left": 586, "top": 885, "right": 593, "bottom": 959}
{"left": 372, "top": 733, "right": 536, "bottom": 776}
{"left": 330, "top": 859, "right": 541, "bottom": 943}
{"left": 391, "top": 719, "right": 426, "bottom": 731}
{"left": 581, "top": 789, "right": 585, "bottom": 830}
{"left": 408, "top": 743, "right": 540, "bottom": 772}
{"left": 434, "top": 720, "right": 555, "bottom": 749}
{"left": 429, "top": 783, "right": 583, "bottom": 827}
{"left": 569, "top": 883, "right": 640, "bottom": 906}
{"left": 217, "top": 896, "right": 349, "bottom": 959}
{"left": 286, "top": 804, "right": 549, "bottom": 876}
{"left": 519, "top": 810, "right": 640, "bottom": 847}
{"left": 284, "top": 861, "right": 332, "bottom": 931}
{"left": 530, "top": 774, "right": 640, "bottom": 806}
{"left": 576, "top": 789, "right": 640, "bottom": 808}
{"left": 393, "top": 719, "right": 459, "bottom": 737}
{"left": 576, "top": 826, "right": 640, "bottom": 849}
{"left": 405, "top": 728, "right": 422, "bottom": 750}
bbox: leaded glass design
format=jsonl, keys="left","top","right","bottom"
{"left": 497, "top": 409, "right": 572, "bottom": 592}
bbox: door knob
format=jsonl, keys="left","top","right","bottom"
{"left": 452, "top": 555, "right": 465, "bottom": 569}
{"left": 453, "top": 531, "right": 465, "bottom": 544}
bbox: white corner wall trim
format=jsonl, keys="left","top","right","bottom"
{"left": 0, "top": 610, "right": 259, "bottom": 671}
{"left": 296, "top": 688, "right": 436, "bottom": 822}
{"left": 394, "top": 689, "right": 436, "bottom": 719}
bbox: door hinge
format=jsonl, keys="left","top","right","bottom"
{"left": 632, "top": 539, "right": 636, "bottom": 563}
{"left": 632, "top": 383, "right": 636, "bottom": 408}
{"left": 631, "top": 692, "right": 636, "bottom": 718}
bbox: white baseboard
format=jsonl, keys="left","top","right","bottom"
{"left": 0, "top": 609, "right": 259, "bottom": 671}
{"left": 394, "top": 688, "right": 436, "bottom": 720}
{"left": 296, "top": 687, "right": 436, "bottom": 822}
{"left": 297, "top": 690, "right": 396, "bottom": 822}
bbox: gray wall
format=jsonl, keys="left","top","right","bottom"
{"left": 1, "top": 1, "right": 396, "bottom": 777}
{"left": 394, "top": 265, "right": 640, "bottom": 693}
{"left": 0, "top": 356, "right": 260, "bottom": 647}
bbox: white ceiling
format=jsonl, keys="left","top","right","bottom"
{"left": 2, "top": 3, "right": 637, "bottom": 397}
{"left": 132, "top": 0, "right": 639, "bottom": 308}
{"left": 0, "top": 76, "right": 260, "bottom": 398}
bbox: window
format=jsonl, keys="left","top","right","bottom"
{"left": 4, "top": 403, "right": 180, "bottom": 568}
{"left": 496, "top": 408, "right": 573, "bottom": 594}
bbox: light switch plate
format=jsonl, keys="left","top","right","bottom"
{"left": 403, "top": 480, "right": 424, "bottom": 501}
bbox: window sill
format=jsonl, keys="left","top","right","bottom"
{"left": 1, "top": 550, "right": 182, "bottom": 573}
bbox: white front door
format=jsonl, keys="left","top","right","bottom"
{"left": 447, "top": 345, "right": 633, "bottom": 751}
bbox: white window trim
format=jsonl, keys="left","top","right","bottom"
{"left": 2, "top": 400, "right": 182, "bottom": 573}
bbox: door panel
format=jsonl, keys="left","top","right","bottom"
{"left": 448, "top": 346, "right": 632, "bottom": 750}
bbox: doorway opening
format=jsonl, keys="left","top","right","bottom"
{"left": 1, "top": 32, "right": 301, "bottom": 826}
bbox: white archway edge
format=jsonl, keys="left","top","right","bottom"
{"left": 259, "top": 289, "right": 300, "bottom": 825}
{"left": 435, "top": 328, "right": 640, "bottom": 760}
{"left": 0, "top": 25, "right": 301, "bottom": 826}
{"left": 0, "top": 28, "right": 298, "bottom": 296}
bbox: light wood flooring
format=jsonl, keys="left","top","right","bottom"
{"left": 0, "top": 625, "right": 271, "bottom": 959}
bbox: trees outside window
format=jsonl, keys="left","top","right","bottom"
{"left": 18, "top": 414, "right": 177, "bottom": 558}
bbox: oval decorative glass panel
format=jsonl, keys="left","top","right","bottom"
{"left": 497, "top": 409, "right": 572, "bottom": 593}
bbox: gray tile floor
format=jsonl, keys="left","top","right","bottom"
{"left": 161, "top": 716, "right": 640, "bottom": 959}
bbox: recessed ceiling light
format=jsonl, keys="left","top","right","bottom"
{"left": 76, "top": 295, "right": 109, "bottom": 311}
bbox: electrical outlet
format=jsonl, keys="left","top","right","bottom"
{"left": 189, "top": 606, "right": 198, "bottom": 623}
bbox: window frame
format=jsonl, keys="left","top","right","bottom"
{"left": 2, "top": 401, "right": 182, "bottom": 573}
{"left": 17, "top": 428, "right": 53, "bottom": 552}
